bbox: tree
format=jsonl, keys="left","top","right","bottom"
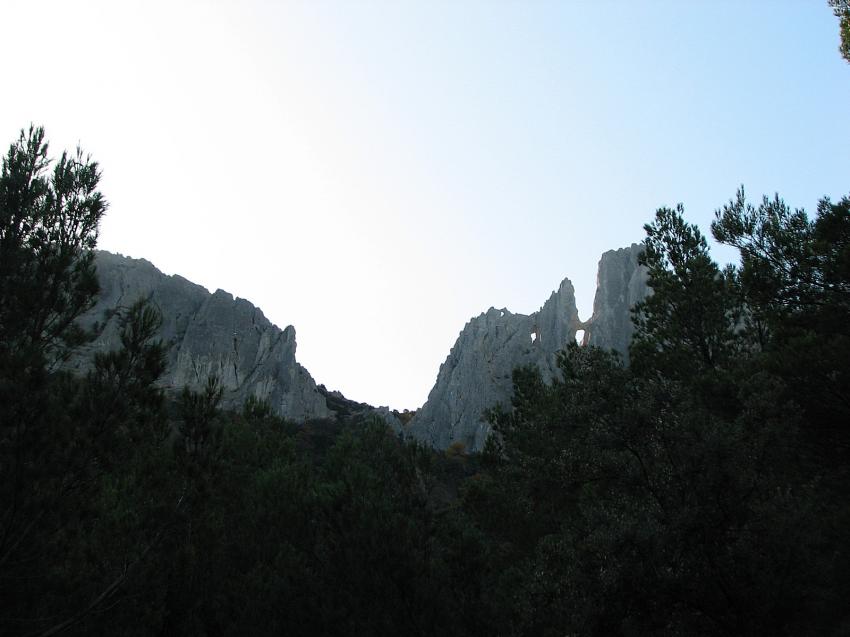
{"left": 466, "top": 197, "right": 850, "bottom": 635}
{"left": 830, "top": 0, "right": 850, "bottom": 63}
{"left": 0, "top": 125, "right": 105, "bottom": 374}
{"left": 630, "top": 204, "right": 742, "bottom": 384}
{"left": 0, "top": 299, "right": 172, "bottom": 636}
{"left": 177, "top": 375, "right": 224, "bottom": 462}
{"left": 712, "top": 188, "right": 850, "bottom": 454}
{"left": 712, "top": 188, "right": 850, "bottom": 321}
{"left": 0, "top": 129, "right": 177, "bottom": 635}
{"left": 1, "top": 126, "right": 108, "bottom": 620}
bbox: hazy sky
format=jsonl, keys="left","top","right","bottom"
{"left": 3, "top": 1, "right": 849, "bottom": 410}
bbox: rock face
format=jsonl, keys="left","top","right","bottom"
{"left": 69, "top": 251, "right": 332, "bottom": 421}
{"left": 408, "top": 244, "right": 648, "bottom": 452}
{"left": 407, "top": 279, "right": 582, "bottom": 452}
{"left": 582, "top": 244, "right": 649, "bottom": 361}
{"left": 71, "top": 245, "right": 648, "bottom": 443}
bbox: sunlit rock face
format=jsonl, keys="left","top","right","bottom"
{"left": 408, "top": 244, "right": 649, "bottom": 452}
{"left": 69, "top": 251, "right": 332, "bottom": 422}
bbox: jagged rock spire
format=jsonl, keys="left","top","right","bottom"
{"left": 408, "top": 244, "right": 648, "bottom": 452}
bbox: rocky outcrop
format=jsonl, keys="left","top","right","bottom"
{"left": 317, "top": 384, "right": 404, "bottom": 432}
{"left": 407, "top": 279, "right": 582, "bottom": 452}
{"left": 69, "top": 251, "right": 332, "bottom": 421}
{"left": 71, "top": 245, "right": 649, "bottom": 444}
{"left": 408, "top": 245, "right": 649, "bottom": 452}
{"left": 582, "top": 243, "right": 649, "bottom": 361}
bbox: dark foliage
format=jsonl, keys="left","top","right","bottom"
{"left": 830, "top": 0, "right": 850, "bottom": 63}
{"left": 464, "top": 194, "right": 850, "bottom": 635}
{"left": 2, "top": 126, "right": 848, "bottom": 636}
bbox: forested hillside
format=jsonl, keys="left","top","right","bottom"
{"left": 2, "top": 113, "right": 849, "bottom": 637}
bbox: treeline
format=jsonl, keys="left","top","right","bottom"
{"left": 0, "top": 127, "right": 482, "bottom": 636}
{"left": 2, "top": 127, "right": 849, "bottom": 636}
{"left": 471, "top": 194, "right": 850, "bottom": 635}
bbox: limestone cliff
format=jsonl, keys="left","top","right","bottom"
{"left": 582, "top": 244, "right": 649, "bottom": 361}
{"left": 407, "top": 279, "right": 582, "bottom": 452}
{"left": 72, "top": 245, "right": 648, "bottom": 443}
{"left": 408, "top": 244, "right": 648, "bottom": 452}
{"left": 68, "top": 251, "right": 332, "bottom": 421}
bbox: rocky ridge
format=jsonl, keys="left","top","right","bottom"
{"left": 72, "top": 245, "right": 646, "bottom": 447}
{"left": 407, "top": 244, "right": 648, "bottom": 452}
{"left": 69, "top": 251, "right": 333, "bottom": 421}
{"left": 582, "top": 243, "right": 649, "bottom": 360}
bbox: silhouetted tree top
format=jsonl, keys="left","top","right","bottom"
{"left": 830, "top": 0, "right": 850, "bottom": 63}
{"left": 0, "top": 124, "right": 106, "bottom": 370}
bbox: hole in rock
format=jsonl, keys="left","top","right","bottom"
{"left": 575, "top": 329, "right": 586, "bottom": 344}
{"left": 530, "top": 332, "right": 537, "bottom": 343}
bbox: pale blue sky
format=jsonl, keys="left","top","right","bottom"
{"left": 2, "top": 1, "right": 849, "bottom": 409}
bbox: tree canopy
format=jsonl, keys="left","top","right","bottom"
{"left": 830, "top": 0, "right": 850, "bottom": 63}
{"left": 467, "top": 191, "right": 850, "bottom": 635}
{"left": 2, "top": 116, "right": 848, "bottom": 634}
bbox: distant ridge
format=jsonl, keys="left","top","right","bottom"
{"left": 72, "top": 246, "right": 646, "bottom": 449}
{"left": 407, "top": 244, "right": 647, "bottom": 452}
{"left": 70, "top": 251, "right": 333, "bottom": 422}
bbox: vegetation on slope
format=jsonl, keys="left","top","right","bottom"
{"left": 3, "top": 25, "right": 850, "bottom": 629}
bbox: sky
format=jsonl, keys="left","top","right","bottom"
{"left": 2, "top": 1, "right": 849, "bottom": 410}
